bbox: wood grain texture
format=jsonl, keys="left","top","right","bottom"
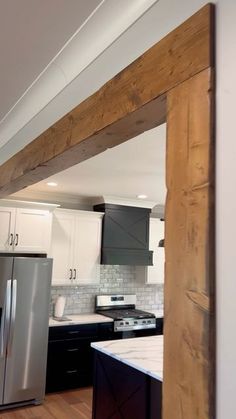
{"left": 0, "top": 94, "right": 166, "bottom": 197}
{"left": 163, "top": 68, "right": 215, "bottom": 419}
{"left": 0, "top": 4, "right": 214, "bottom": 197}
{"left": 0, "top": 387, "right": 92, "bottom": 419}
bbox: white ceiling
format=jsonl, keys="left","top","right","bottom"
{"left": 0, "top": 0, "right": 158, "bottom": 162}
{"left": 0, "top": 0, "right": 102, "bottom": 121}
{"left": 1, "top": 0, "right": 165, "bottom": 208}
{"left": 16, "top": 124, "right": 166, "bottom": 205}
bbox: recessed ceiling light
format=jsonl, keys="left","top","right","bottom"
{"left": 47, "top": 182, "right": 58, "bottom": 187}
{"left": 137, "top": 194, "right": 147, "bottom": 199}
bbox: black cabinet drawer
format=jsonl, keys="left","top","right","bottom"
{"left": 47, "top": 339, "right": 93, "bottom": 370}
{"left": 46, "top": 368, "right": 92, "bottom": 393}
{"left": 47, "top": 360, "right": 93, "bottom": 382}
{"left": 46, "top": 339, "right": 94, "bottom": 392}
{"left": 48, "top": 323, "right": 98, "bottom": 341}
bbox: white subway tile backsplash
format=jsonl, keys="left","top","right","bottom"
{"left": 50, "top": 265, "right": 164, "bottom": 316}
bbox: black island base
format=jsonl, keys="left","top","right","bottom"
{"left": 92, "top": 351, "right": 162, "bottom": 419}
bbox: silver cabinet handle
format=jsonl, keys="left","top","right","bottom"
{"left": 66, "top": 369, "right": 78, "bottom": 374}
{"left": 73, "top": 269, "right": 76, "bottom": 280}
{"left": 9, "top": 234, "right": 14, "bottom": 246}
{"left": 67, "top": 348, "right": 79, "bottom": 352}
{"left": 69, "top": 269, "right": 72, "bottom": 281}
{"left": 15, "top": 234, "right": 19, "bottom": 246}
{"left": 7, "top": 279, "right": 17, "bottom": 357}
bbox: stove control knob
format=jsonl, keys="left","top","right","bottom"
{"left": 120, "top": 322, "right": 124, "bottom": 326}
{"left": 134, "top": 321, "right": 138, "bottom": 324}
{"left": 142, "top": 320, "right": 146, "bottom": 324}
{"left": 125, "top": 322, "right": 129, "bottom": 325}
{"left": 148, "top": 320, "right": 151, "bottom": 324}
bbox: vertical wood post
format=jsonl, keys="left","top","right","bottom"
{"left": 164, "top": 68, "right": 215, "bottom": 419}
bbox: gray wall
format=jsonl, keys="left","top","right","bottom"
{"left": 50, "top": 265, "right": 163, "bottom": 316}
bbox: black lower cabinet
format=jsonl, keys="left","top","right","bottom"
{"left": 46, "top": 321, "right": 163, "bottom": 395}
{"left": 46, "top": 339, "right": 93, "bottom": 392}
{"left": 46, "top": 323, "right": 98, "bottom": 392}
{"left": 92, "top": 351, "right": 162, "bottom": 419}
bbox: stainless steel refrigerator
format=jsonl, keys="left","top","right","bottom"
{"left": 0, "top": 255, "right": 52, "bottom": 408}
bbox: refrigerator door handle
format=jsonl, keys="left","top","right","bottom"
{"left": 0, "top": 280, "right": 12, "bottom": 358}
{"left": 7, "top": 279, "right": 17, "bottom": 357}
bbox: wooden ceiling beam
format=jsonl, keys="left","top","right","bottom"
{"left": 0, "top": 4, "right": 214, "bottom": 197}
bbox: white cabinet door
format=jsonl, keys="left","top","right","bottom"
{"left": 50, "top": 211, "right": 75, "bottom": 285}
{"left": 137, "top": 218, "right": 165, "bottom": 284}
{"left": 14, "top": 208, "right": 52, "bottom": 253}
{"left": 146, "top": 218, "right": 165, "bottom": 284}
{"left": 73, "top": 214, "right": 102, "bottom": 284}
{"left": 0, "top": 207, "right": 16, "bottom": 251}
{"left": 50, "top": 210, "right": 103, "bottom": 286}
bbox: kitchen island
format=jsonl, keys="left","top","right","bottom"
{"left": 91, "top": 335, "right": 163, "bottom": 419}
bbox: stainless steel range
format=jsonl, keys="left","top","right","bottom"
{"left": 96, "top": 294, "right": 156, "bottom": 332}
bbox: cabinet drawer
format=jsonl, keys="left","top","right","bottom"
{"left": 46, "top": 339, "right": 94, "bottom": 392}
{"left": 47, "top": 339, "right": 93, "bottom": 369}
{"left": 46, "top": 368, "right": 92, "bottom": 393}
{"left": 49, "top": 323, "right": 98, "bottom": 341}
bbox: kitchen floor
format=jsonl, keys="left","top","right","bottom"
{"left": 0, "top": 387, "right": 93, "bottom": 419}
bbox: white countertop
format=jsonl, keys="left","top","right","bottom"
{"left": 91, "top": 335, "right": 163, "bottom": 381}
{"left": 49, "top": 313, "right": 112, "bottom": 327}
{"left": 49, "top": 309, "right": 163, "bottom": 327}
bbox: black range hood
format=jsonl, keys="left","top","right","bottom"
{"left": 94, "top": 203, "right": 153, "bottom": 266}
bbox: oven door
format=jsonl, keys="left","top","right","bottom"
{"left": 115, "top": 328, "right": 157, "bottom": 339}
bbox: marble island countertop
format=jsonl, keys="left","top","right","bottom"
{"left": 49, "top": 313, "right": 112, "bottom": 326}
{"left": 91, "top": 335, "right": 163, "bottom": 381}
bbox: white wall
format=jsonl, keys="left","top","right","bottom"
{"left": 215, "top": 2, "right": 236, "bottom": 418}
{"left": 1, "top": 1, "right": 236, "bottom": 417}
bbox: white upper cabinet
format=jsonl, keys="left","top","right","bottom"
{"left": 136, "top": 217, "right": 165, "bottom": 284}
{"left": 50, "top": 211, "right": 75, "bottom": 285}
{"left": 0, "top": 206, "right": 52, "bottom": 253}
{"left": 50, "top": 209, "right": 103, "bottom": 285}
{"left": 14, "top": 208, "right": 52, "bottom": 253}
{"left": 73, "top": 213, "right": 102, "bottom": 285}
{"left": 0, "top": 207, "right": 16, "bottom": 251}
{"left": 146, "top": 218, "right": 165, "bottom": 284}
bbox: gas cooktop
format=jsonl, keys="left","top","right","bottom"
{"left": 97, "top": 308, "right": 155, "bottom": 320}
{"left": 96, "top": 294, "right": 156, "bottom": 332}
